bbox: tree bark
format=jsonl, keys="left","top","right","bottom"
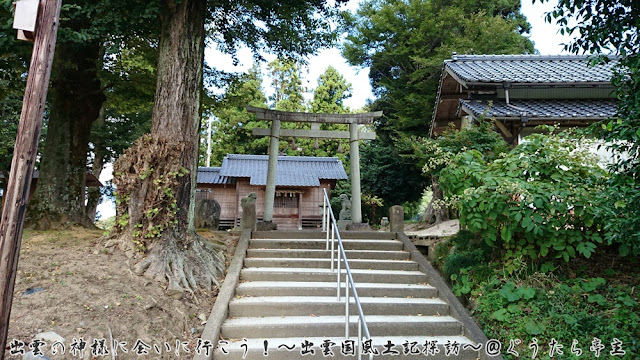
{"left": 112, "top": 0, "right": 224, "bottom": 292}
{"left": 421, "top": 175, "right": 449, "bottom": 226}
{"left": 86, "top": 106, "right": 107, "bottom": 222}
{"left": 26, "top": 40, "right": 106, "bottom": 229}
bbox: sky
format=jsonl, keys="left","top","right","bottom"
{"left": 96, "top": 0, "right": 574, "bottom": 220}
{"left": 202, "top": 0, "right": 575, "bottom": 111}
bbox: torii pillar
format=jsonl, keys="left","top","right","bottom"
{"left": 247, "top": 106, "right": 382, "bottom": 226}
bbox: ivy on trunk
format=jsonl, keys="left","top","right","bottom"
{"left": 112, "top": 0, "right": 224, "bottom": 292}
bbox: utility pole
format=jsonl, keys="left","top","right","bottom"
{"left": 206, "top": 116, "right": 213, "bottom": 167}
{"left": 0, "top": 0, "right": 63, "bottom": 355}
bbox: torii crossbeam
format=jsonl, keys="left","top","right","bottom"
{"left": 247, "top": 106, "right": 382, "bottom": 227}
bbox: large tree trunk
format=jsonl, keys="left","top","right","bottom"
{"left": 86, "top": 106, "right": 107, "bottom": 222}
{"left": 421, "top": 175, "right": 449, "bottom": 226}
{"left": 26, "top": 41, "right": 105, "bottom": 229}
{"left": 112, "top": 0, "right": 224, "bottom": 293}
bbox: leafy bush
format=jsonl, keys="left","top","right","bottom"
{"left": 593, "top": 173, "right": 640, "bottom": 256}
{"left": 475, "top": 276, "right": 640, "bottom": 359}
{"left": 444, "top": 250, "right": 482, "bottom": 279}
{"left": 441, "top": 129, "right": 607, "bottom": 273}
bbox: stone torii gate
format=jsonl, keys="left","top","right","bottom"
{"left": 247, "top": 106, "right": 382, "bottom": 227}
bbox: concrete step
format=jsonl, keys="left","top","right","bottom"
{"left": 215, "top": 336, "right": 479, "bottom": 360}
{"left": 252, "top": 231, "right": 397, "bottom": 240}
{"left": 249, "top": 238, "right": 403, "bottom": 251}
{"left": 243, "top": 257, "right": 419, "bottom": 271}
{"left": 229, "top": 296, "right": 450, "bottom": 317}
{"left": 235, "top": 281, "right": 439, "bottom": 298}
{"left": 221, "top": 315, "right": 462, "bottom": 339}
{"left": 240, "top": 267, "right": 428, "bottom": 284}
{"left": 246, "top": 248, "right": 411, "bottom": 260}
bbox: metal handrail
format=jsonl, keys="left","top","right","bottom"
{"left": 322, "top": 189, "right": 374, "bottom": 360}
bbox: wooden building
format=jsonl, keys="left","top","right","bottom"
{"left": 431, "top": 54, "right": 618, "bottom": 144}
{"left": 196, "top": 154, "right": 348, "bottom": 230}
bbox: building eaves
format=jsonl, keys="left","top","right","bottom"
{"left": 197, "top": 167, "right": 235, "bottom": 185}
{"left": 459, "top": 99, "right": 617, "bottom": 121}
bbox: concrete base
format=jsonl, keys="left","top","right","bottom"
{"left": 256, "top": 221, "right": 277, "bottom": 231}
{"left": 337, "top": 219, "right": 352, "bottom": 231}
{"left": 346, "top": 222, "right": 370, "bottom": 231}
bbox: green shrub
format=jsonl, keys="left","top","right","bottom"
{"left": 444, "top": 249, "right": 483, "bottom": 279}
{"left": 475, "top": 276, "right": 640, "bottom": 359}
{"left": 432, "top": 240, "right": 452, "bottom": 271}
{"left": 441, "top": 129, "right": 607, "bottom": 273}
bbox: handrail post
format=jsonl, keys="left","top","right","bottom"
{"left": 336, "top": 237, "right": 341, "bottom": 300}
{"left": 345, "top": 277, "right": 350, "bottom": 338}
{"left": 358, "top": 318, "right": 362, "bottom": 360}
{"left": 325, "top": 210, "right": 330, "bottom": 251}
{"left": 323, "top": 188, "right": 373, "bottom": 353}
{"left": 322, "top": 195, "right": 326, "bottom": 232}
{"left": 330, "top": 225, "right": 335, "bottom": 271}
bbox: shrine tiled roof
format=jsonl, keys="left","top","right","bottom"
{"left": 445, "top": 54, "right": 618, "bottom": 85}
{"left": 216, "top": 154, "right": 347, "bottom": 187}
{"left": 459, "top": 99, "right": 617, "bottom": 120}
{"left": 196, "top": 167, "right": 236, "bottom": 185}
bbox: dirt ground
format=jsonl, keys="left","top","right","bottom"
{"left": 5, "top": 228, "right": 237, "bottom": 359}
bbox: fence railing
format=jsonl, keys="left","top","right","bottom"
{"left": 322, "top": 189, "right": 374, "bottom": 360}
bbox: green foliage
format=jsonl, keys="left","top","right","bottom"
{"left": 343, "top": 0, "right": 533, "bottom": 134}
{"left": 416, "top": 119, "right": 510, "bottom": 179}
{"left": 206, "top": 1, "right": 348, "bottom": 62}
{"left": 268, "top": 58, "right": 306, "bottom": 112}
{"left": 410, "top": 120, "right": 509, "bottom": 222}
{"left": 475, "top": 275, "right": 640, "bottom": 359}
{"left": 310, "top": 66, "right": 352, "bottom": 114}
{"left": 443, "top": 230, "right": 492, "bottom": 279}
{"left": 539, "top": 0, "right": 640, "bottom": 256}
{"left": 208, "top": 65, "right": 269, "bottom": 165}
{"left": 441, "top": 129, "right": 607, "bottom": 273}
{"left": 206, "top": 62, "right": 357, "bottom": 166}
{"left": 361, "top": 193, "right": 384, "bottom": 225}
{"left": 444, "top": 251, "right": 482, "bottom": 280}
{"left": 593, "top": 174, "right": 640, "bottom": 255}
{"left": 0, "top": 94, "right": 21, "bottom": 174}
{"left": 341, "top": 0, "right": 533, "bottom": 217}
{"left": 0, "top": 0, "right": 42, "bottom": 175}
{"left": 113, "top": 136, "right": 187, "bottom": 252}
{"left": 440, "top": 235, "right": 640, "bottom": 359}
{"left": 360, "top": 134, "right": 428, "bottom": 210}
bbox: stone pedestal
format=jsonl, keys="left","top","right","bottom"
{"left": 240, "top": 193, "right": 257, "bottom": 231}
{"left": 346, "top": 222, "right": 370, "bottom": 231}
{"left": 256, "top": 221, "right": 277, "bottom": 231}
{"left": 390, "top": 205, "right": 404, "bottom": 234}
{"left": 337, "top": 220, "right": 352, "bottom": 231}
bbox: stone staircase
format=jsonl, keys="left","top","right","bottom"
{"left": 211, "top": 231, "right": 485, "bottom": 359}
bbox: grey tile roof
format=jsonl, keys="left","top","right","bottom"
{"left": 460, "top": 99, "right": 617, "bottom": 120}
{"left": 446, "top": 55, "right": 618, "bottom": 84}
{"left": 218, "top": 154, "right": 347, "bottom": 187}
{"left": 197, "top": 167, "right": 236, "bottom": 185}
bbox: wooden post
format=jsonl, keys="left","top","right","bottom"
{"left": 0, "top": 0, "right": 63, "bottom": 354}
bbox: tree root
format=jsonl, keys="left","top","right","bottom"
{"left": 130, "top": 231, "right": 224, "bottom": 293}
